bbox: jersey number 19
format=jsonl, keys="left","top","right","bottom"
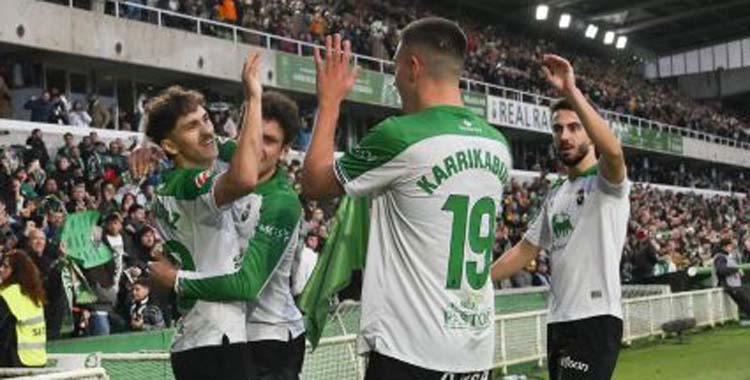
{"left": 442, "top": 194, "right": 496, "bottom": 290}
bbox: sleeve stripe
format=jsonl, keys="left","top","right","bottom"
{"left": 334, "top": 159, "right": 351, "bottom": 184}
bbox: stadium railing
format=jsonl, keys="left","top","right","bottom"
{"left": 47, "top": 0, "right": 750, "bottom": 151}
{"left": 42, "top": 287, "right": 738, "bottom": 379}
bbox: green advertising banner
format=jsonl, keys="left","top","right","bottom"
{"left": 276, "top": 52, "right": 386, "bottom": 105}
{"left": 60, "top": 211, "right": 113, "bottom": 269}
{"left": 275, "top": 52, "right": 486, "bottom": 116}
{"left": 611, "top": 121, "right": 683, "bottom": 155}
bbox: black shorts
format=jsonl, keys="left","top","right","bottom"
{"left": 547, "top": 315, "right": 623, "bottom": 380}
{"left": 170, "top": 335, "right": 251, "bottom": 380}
{"left": 247, "top": 333, "right": 306, "bottom": 380}
{"left": 364, "top": 351, "right": 492, "bottom": 380}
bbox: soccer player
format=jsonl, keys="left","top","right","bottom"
{"left": 490, "top": 54, "right": 629, "bottom": 380}
{"left": 302, "top": 18, "right": 512, "bottom": 379}
{"left": 142, "top": 52, "right": 263, "bottom": 380}
{"left": 149, "top": 91, "right": 306, "bottom": 380}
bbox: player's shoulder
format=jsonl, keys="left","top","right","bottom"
{"left": 157, "top": 167, "right": 216, "bottom": 200}
{"left": 255, "top": 168, "right": 302, "bottom": 219}
{"left": 376, "top": 106, "right": 509, "bottom": 147}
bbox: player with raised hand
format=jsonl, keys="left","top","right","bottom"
{"left": 141, "top": 51, "right": 264, "bottom": 380}
{"left": 302, "top": 18, "right": 512, "bottom": 380}
{"left": 491, "top": 54, "right": 630, "bottom": 380}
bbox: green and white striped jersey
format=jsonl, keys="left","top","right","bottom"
{"left": 524, "top": 165, "right": 630, "bottom": 323}
{"left": 334, "top": 105, "right": 512, "bottom": 372}
{"left": 152, "top": 167, "right": 247, "bottom": 353}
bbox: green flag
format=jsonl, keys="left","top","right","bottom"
{"left": 60, "top": 211, "right": 113, "bottom": 269}
{"left": 298, "top": 196, "right": 370, "bottom": 349}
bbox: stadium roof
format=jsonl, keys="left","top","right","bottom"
{"left": 458, "top": 0, "right": 750, "bottom": 55}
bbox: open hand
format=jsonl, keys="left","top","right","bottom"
{"left": 313, "top": 34, "right": 359, "bottom": 108}
{"left": 541, "top": 54, "right": 576, "bottom": 95}
{"left": 242, "top": 52, "right": 263, "bottom": 101}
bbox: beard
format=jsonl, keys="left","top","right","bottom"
{"left": 555, "top": 143, "right": 590, "bottom": 167}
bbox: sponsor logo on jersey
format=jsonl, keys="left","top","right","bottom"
{"left": 258, "top": 223, "right": 293, "bottom": 242}
{"left": 551, "top": 212, "right": 574, "bottom": 238}
{"left": 459, "top": 119, "right": 482, "bottom": 133}
{"left": 443, "top": 294, "right": 492, "bottom": 330}
{"left": 560, "top": 356, "right": 590, "bottom": 372}
{"left": 194, "top": 170, "right": 211, "bottom": 188}
{"left": 350, "top": 146, "right": 379, "bottom": 162}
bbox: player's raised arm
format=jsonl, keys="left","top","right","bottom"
{"left": 213, "top": 52, "right": 264, "bottom": 207}
{"left": 301, "top": 34, "right": 359, "bottom": 200}
{"left": 541, "top": 54, "right": 626, "bottom": 184}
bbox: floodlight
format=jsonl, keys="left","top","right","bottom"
{"left": 559, "top": 14, "right": 571, "bottom": 29}
{"left": 585, "top": 24, "right": 598, "bottom": 39}
{"left": 536, "top": 5, "right": 549, "bottom": 20}
{"left": 604, "top": 31, "right": 615, "bottom": 45}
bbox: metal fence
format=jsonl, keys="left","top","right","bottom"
{"left": 50, "top": 0, "right": 750, "bottom": 151}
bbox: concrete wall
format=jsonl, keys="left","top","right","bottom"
{"left": 682, "top": 137, "right": 750, "bottom": 168}
{"left": 676, "top": 67, "right": 750, "bottom": 99}
{"left": 0, "top": 0, "right": 276, "bottom": 86}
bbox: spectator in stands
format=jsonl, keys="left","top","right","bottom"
{"left": 64, "top": 183, "right": 88, "bottom": 213}
{"left": 295, "top": 120, "right": 312, "bottom": 151}
{"left": 215, "top": 0, "right": 237, "bottom": 24}
{"left": 42, "top": 208, "right": 65, "bottom": 245}
{"left": 22, "top": 228, "right": 65, "bottom": 340}
{"left": 292, "top": 232, "right": 319, "bottom": 297}
{"left": 128, "top": 278, "right": 164, "bottom": 331}
{"left": 81, "top": 256, "right": 119, "bottom": 336}
{"left": 48, "top": 88, "right": 70, "bottom": 125}
{"left": 0, "top": 249, "right": 47, "bottom": 368}
{"left": 88, "top": 94, "right": 111, "bottom": 129}
{"left": 532, "top": 258, "right": 551, "bottom": 287}
{"left": 97, "top": 182, "right": 119, "bottom": 218}
{"left": 0, "top": 77, "right": 12, "bottom": 119}
{"left": 52, "top": 157, "right": 77, "bottom": 197}
{"left": 102, "top": 212, "right": 126, "bottom": 255}
{"left": 57, "top": 133, "right": 76, "bottom": 159}
{"left": 124, "top": 205, "right": 147, "bottom": 237}
{"left": 25, "top": 129, "right": 50, "bottom": 169}
{"left": 713, "top": 237, "right": 750, "bottom": 325}
{"left": 632, "top": 229, "right": 659, "bottom": 281}
{"left": 68, "top": 101, "right": 93, "bottom": 128}
{"left": 126, "top": 225, "right": 157, "bottom": 271}
{"left": 24, "top": 91, "right": 54, "bottom": 123}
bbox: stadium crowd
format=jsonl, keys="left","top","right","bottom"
{"left": 55, "top": 0, "right": 750, "bottom": 144}
{"left": 1, "top": 129, "right": 748, "bottom": 338}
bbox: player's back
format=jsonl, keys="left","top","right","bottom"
{"left": 335, "top": 105, "right": 511, "bottom": 372}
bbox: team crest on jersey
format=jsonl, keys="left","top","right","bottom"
{"left": 552, "top": 212, "right": 574, "bottom": 238}
{"left": 194, "top": 170, "right": 211, "bottom": 188}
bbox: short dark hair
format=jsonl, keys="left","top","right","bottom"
{"left": 262, "top": 91, "right": 300, "bottom": 146}
{"left": 134, "top": 277, "right": 151, "bottom": 289}
{"left": 550, "top": 98, "right": 574, "bottom": 115}
{"left": 400, "top": 17, "right": 467, "bottom": 78}
{"left": 128, "top": 204, "right": 144, "bottom": 214}
{"left": 145, "top": 86, "right": 205, "bottom": 145}
{"left": 104, "top": 212, "right": 122, "bottom": 224}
